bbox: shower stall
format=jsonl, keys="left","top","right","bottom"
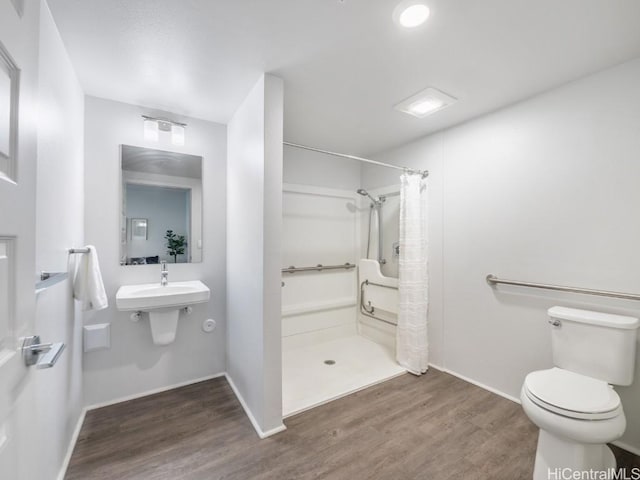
{"left": 281, "top": 144, "right": 428, "bottom": 417}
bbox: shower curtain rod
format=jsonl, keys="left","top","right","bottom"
{"left": 283, "top": 142, "right": 429, "bottom": 178}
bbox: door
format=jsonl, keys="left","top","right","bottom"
{"left": 0, "top": 1, "right": 41, "bottom": 478}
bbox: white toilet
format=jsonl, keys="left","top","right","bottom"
{"left": 521, "top": 306, "right": 639, "bottom": 479}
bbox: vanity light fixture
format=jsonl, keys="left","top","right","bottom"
{"left": 141, "top": 115, "right": 187, "bottom": 146}
{"left": 394, "top": 87, "right": 457, "bottom": 118}
{"left": 143, "top": 118, "right": 159, "bottom": 142}
{"left": 171, "top": 124, "right": 185, "bottom": 146}
{"left": 393, "top": 1, "right": 430, "bottom": 28}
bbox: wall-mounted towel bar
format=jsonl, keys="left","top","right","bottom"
{"left": 68, "top": 248, "right": 90, "bottom": 254}
{"left": 360, "top": 280, "right": 398, "bottom": 326}
{"left": 486, "top": 274, "right": 640, "bottom": 301}
{"left": 282, "top": 263, "right": 355, "bottom": 274}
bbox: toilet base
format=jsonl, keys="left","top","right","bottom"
{"left": 533, "top": 430, "right": 616, "bottom": 480}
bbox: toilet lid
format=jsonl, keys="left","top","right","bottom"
{"left": 524, "top": 368, "right": 620, "bottom": 418}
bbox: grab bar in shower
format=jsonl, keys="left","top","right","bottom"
{"left": 486, "top": 274, "right": 640, "bottom": 301}
{"left": 360, "top": 280, "right": 398, "bottom": 326}
{"left": 282, "top": 263, "right": 356, "bottom": 274}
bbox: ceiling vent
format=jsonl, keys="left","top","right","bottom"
{"left": 394, "top": 87, "right": 457, "bottom": 118}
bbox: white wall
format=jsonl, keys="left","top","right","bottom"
{"left": 227, "top": 74, "right": 284, "bottom": 436}
{"left": 34, "top": 3, "right": 85, "bottom": 479}
{"left": 83, "top": 96, "right": 227, "bottom": 406}
{"left": 363, "top": 58, "right": 640, "bottom": 452}
{"left": 284, "top": 145, "right": 361, "bottom": 189}
{"left": 263, "top": 74, "right": 285, "bottom": 435}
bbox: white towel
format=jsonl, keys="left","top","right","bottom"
{"left": 73, "top": 245, "right": 108, "bottom": 311}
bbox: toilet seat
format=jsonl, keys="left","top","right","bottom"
{"left": 524, "top": 368, "right": 621, "bottom": 420}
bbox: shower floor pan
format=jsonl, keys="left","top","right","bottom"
{"left": 282, "top": 334, "right": 406, "bottom": 417}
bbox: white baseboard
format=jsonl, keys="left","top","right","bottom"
{"left": 429, "top": 363, "right": 521, "bottom": 405}
{"left": 224, "top": 373, "right": 287, "bottom": 439}
{"left": 85, "top": 373, "right": 226, "bottom": 411}
{"left": 612, "top": 440, "right": 640, "bottom": 457}
{"left": 56, "top": 407, "right": 86, "bottom": 480}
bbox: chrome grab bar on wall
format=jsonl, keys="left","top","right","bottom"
{"left": 282, "top": 263, "right": 355, "bottom": 274}
{"left": 360, "top": 280, "right": 398, "bottom": 326}
{"left": 486, "top": 274, "right": 640, "bottom": 301}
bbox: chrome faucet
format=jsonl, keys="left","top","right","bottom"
{"left": 160, "top": 261, "right": 169, "bottom": 286}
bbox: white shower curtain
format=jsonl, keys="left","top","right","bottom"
{"left": 396, "top": 173, "right": 429, "bottom": 375}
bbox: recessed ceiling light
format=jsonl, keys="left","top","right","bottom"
{"left": 394, "top": 88, "right": 457, "bottom": 118}
{"left": 393, "top": 1, "right": 430, "bottom": 28}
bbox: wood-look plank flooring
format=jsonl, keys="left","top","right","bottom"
{"left": 65, "top": 370, "right": 639, "bottom": 479}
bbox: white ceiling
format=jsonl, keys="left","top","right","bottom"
{"left": 48, "top": 0, "right": 640, "bottom": 155}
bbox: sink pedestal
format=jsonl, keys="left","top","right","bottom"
{"left": 149, "top": 309, "right": 180, "bottom": 345}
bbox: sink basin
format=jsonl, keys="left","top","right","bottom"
{"left": 116, "top": 280, "right": 210, "bottom": 311}
{"left": 116, "top": 281, "right": 210, "bottom": 345}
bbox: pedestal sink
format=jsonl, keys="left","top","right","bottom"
{"left": 116, "top": 280, "right": 210, "bottom": 345}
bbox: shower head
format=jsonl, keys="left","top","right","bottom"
{"left": 356, "top": 188, "right": 380, "bottom": 205}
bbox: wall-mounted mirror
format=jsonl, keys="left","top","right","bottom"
{"left": 120, "top": 145, "right": 203, "bottom": 266}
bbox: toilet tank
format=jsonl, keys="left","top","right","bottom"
{"left": 549, "top": 306, "right": 639, "bottom": 385}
